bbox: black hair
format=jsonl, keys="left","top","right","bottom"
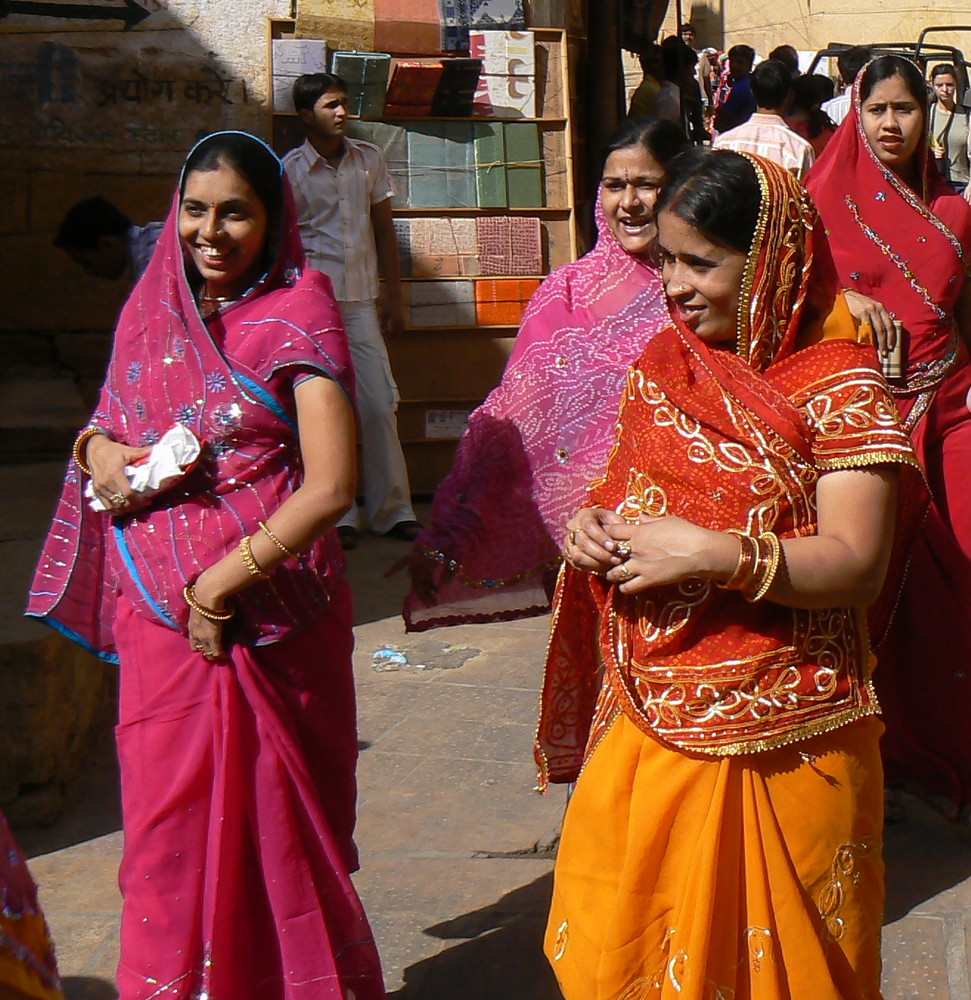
{"left": 291, "top": 72, "right": 348, "bottom": 113}
{"left": 836, "top": 45, "right": 871, "bottom": 86}
{"left": 181, "top": 132, "right": 283, "bottom": 223}
{"left": 768, "top": 44, "right": 799, "bottom": 77}
{"left": 931, "top": 62, "right": 959, "bottom": 82}
{"left": 54, "top": 196, "right": 131, "bottom": 251}
{"left": 660, "top": 35, "right": 694, "bottom": 80}
{"left": 860, "top": 55, "right": 928, "bottom": 115}
{"left": 656, "top": 148, "right": 760, "bottom": 254}
{"left": 791, "top": 75, "right": 837, "bottom": 138}
{"left": 750, "top": 59, "right": 793, "bottom": 109}
{"left": 602, "top": 115, "right": 690, "bottom": 170}
{"left": 679, "top": 22, "right": 696, "bottom": 33}
{"left": 727, "top": 44, "right": 755, "bottom": 67}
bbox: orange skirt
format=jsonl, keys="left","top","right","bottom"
{"left": 545, "top": 712, "right": 885, "bottom": 1000}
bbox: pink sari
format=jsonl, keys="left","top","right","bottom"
{"left": 28, "top": 134, "right": 383, "bottom": 998}
{"left": 808, "top": 73, "right": 971, "bottom": 818}
{"left": 403, "top": 199, "right": 670, "bottom": 631}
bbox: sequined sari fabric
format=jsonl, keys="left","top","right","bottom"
{"left": 536, "top": 155, "right": 917, "bottom": 999}
{"left": 808, "top": 64, "right": 971, "bottom": 818}
{"left": 404, "top": 195, "right": 670, "bottom": 630}
{"left": 27, "top": 134, "right": 384, "bottom": 1000}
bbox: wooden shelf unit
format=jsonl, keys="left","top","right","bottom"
{"left": 267, "top": 20, "right": 578, "bottom": 493}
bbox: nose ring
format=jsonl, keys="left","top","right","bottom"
{"left": 669, "top": 286, "right": 689, "bottom": 296}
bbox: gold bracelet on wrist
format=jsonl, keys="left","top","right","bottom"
{"left": 748, "top": 532, "right": 782, "bottom": 602}
{"left": 73, "top": 426, "right": 106, "bottom": 476}
{"left": 718, "top": 531, "right": 758, "bottom": 591}
{"left": 258, "top": 521, "right": 298, "bottom": 559}
{"left": 183, "top": 582, "right": 234, "bottom": 621}
{"left": 238, "top": 535, "right": 270, "bottom": 580}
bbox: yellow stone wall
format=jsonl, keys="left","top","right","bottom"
{"left": 660, "top": 2, "right": 971, "bottom": 62}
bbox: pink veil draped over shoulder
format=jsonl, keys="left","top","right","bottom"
{"left": 28, "top": 133, "right": 355, "bottom": 655}
{"left": 404, "top": 196, "right": 671, "bottom": 631}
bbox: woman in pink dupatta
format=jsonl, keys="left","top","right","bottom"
{"left": 28, "top": 133, "right": 383, "bottom": 999}
{"left": 401, "top": 117, "right": 688, "bottom": 631}
{"left": 808, "top": 57, "right": 971, "bottom": 820}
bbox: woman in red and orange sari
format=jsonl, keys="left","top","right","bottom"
{"left": 536, "top": 149, "right": 919, "bottom": 999}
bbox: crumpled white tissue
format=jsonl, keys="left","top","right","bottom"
{"left": 85, "top": 424, "right": 202, "bottom": 511}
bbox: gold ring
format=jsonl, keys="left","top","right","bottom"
{"left": 617, "top": 565, "right": 634, "bottom": 583}
{"left": 109, "top": 492, "right": 128, "bottom": 508}
{"left": 568, "top": 529, "right": 576, "bottom": 546}
{"left": 614, "top": 541, "right": 632, "bottom": 560}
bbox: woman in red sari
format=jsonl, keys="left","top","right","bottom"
{"left": 28, "top": 133, "right": 383, "bottom": 999}
{"left": 536, "top": 149, "right": 918, "bottom": 999}
{"left": 807, "top": 56, "right": 971, "bottom": 820}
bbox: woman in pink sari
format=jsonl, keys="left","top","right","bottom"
{"left": 28, "top": 133, "right": 383, "bottom": 999}
{"left": 808, "top": 56, "right": 971, "bottom": 820}
{"left": 400, "top": 117, "right": 689, "bottom": 630}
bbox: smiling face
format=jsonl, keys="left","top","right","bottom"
{"left": 179, "top": 160, "right": 269, "bottom": 300}
{"left": 657, "top": 207, "right": 748, "bottom": 345}
{"left": 600, "top": 145, "right": 667, "bottom": 257}
{"left": 860, "top": 74, "right": 925, "bottom": 178}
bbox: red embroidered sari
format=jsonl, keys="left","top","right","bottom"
{"left": 536, "top": 156, "right": 918, "bottom": 1000}
{"left": 808, "top": 70, "right": 971, "bottom": 818}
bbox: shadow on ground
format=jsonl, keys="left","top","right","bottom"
{"left": 883, "top": 791, "right": 971, "bottom": 923}
{"left": 63, "top": 977, "right": 118, "bottom": 1000}
{"left": 389, "top": 874, "right": 563, "bottom": 1000}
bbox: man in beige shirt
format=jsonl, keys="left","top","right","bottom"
{"left": 713, "top": 59, "right": 815, "bottom": 182}
{"left": 285, "top": 73, "right": 419, "bottom": 548}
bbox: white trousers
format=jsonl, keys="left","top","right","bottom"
{"left": 337, "top": 299, "right": 416, "bottom": 533}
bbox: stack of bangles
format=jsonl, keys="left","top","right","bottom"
{"left": 717, "top": 530, "right": 782, "bottom": 602}
{"left": 183, "top": 523, "right": 300, "bottom": 620}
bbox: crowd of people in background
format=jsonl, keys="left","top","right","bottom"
{"left": 628, "top": 25, "right": 971, "bottom": 199}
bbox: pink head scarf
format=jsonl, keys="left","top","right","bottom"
{"left": 28, "top": 132, "right": 355, "bottom": 656}
{"left": 404, "top": 193, "right": 671, "bottom": 630}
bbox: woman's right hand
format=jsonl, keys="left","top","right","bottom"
{"left": 564, "top": 507, "right": 627, "bottom": 574}
{"left": 843, "top": 289, "right": 896, "bottom": 356}
{"left": 84, "top": 433, "right": 152, "bottom": 513}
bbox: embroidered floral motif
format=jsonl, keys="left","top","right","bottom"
{"left": 210, "top": 402, "right": 243, "bottom": 436}
{"left": 817, "top": 837, "right": 876, "bottom": 941}
{"left": 553, "top": 920, "right": 568, "bottom": 960}
{"left": 205, "top": 372, "right": 228, "bottom": 392}
{"left": 744, "top": 927, "right": 773, "bottom": 973}
{"left": 175, "top": 404, "right": 196, "bottom": 425}
{"left": 142, "top": 428, "right": 160, "bottom": 445}
{"left": 127, "top": 361, "right": 142, "bottom": 384}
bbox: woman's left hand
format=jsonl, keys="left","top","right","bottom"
{"left": 187, "top": 573, "right": 228, "bottom": 660}
{"left": 602, "top": 515, "right": 736, "bottom": 594}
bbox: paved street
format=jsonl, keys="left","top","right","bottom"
{"left": 5, "top": 466, "right": 971, "bottom": 998}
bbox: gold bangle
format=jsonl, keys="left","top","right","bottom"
{"left": 73, "top": 426, "right": 106, "bottom": 476}
{"left": 238, "top": 535, "right": 270, "bottom": 580}
{"left": 258, "top": 520, "right": 298, "bottom": 559}
{"left": 748, "top": 532, "right": 782, "bottom": 602}
{"left": 183, "top": 583, "right": 234, "bottom": 621}
{"left": 718, "top": 532, "right": 758, "bottom": 591}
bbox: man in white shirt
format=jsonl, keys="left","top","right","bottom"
{"left": 821, "top": 46, "right": 871, "bottom": 126}
{"left": 713, "top": 59, "right": 815, "bottom": 181}
{"left": 284, "top": 73, "right": 419, "bottom": 549}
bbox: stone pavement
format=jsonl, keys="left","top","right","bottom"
{"left": 7, "top": 478, "right": 971, "bottom": 998}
